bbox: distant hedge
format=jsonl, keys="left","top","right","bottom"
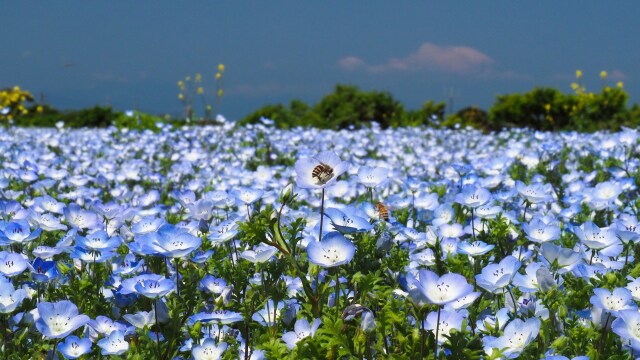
{"left": 6, "top": 80, "right": 640, "bottom": 132}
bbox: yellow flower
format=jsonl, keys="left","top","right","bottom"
{"left": 215, "top": 72, "right": 222, "bottom": 80}
{"left": 218, "top": 64, "right": 225, "bottom": 72}
{"left": 575, "top": 70, "right": 582, "bottom": 79}
{"left": 197, "top": 87, "right": 204, "bottom": 94}
{"left": 195, "top": 73, "right": 202, "bottom": 83}
{"left": 617, "top": 81, "right": 624, "bottom": 88}
{"left": 600, "top": 70, "right": 607, "bottom": 79}
{"left": 217, "top": 89, "right": 223, "bottom": 97}
{"left": 178, "top": 93, "right": 184, "bottom": 100}
{"left": 570, "top": 83, "right": 579, "bottom": 91}
{"left": 544, "top": 104, "right": 551, "bottom": 112}
{"left": 36, "top": 105, "right": 43, "bottom": 113}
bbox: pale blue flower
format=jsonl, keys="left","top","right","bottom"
{"left": 35, "top": 300, "right": 90, "bottom": 339}
{"left": 282, "top": 318, "right": 321, "bottom": 349}
{"left": 97, "top": 330, "right": 129, "bottom": 356}
{"left": 306, "top": 232, "right": 355, "bottom": 268}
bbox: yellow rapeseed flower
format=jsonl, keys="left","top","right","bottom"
{"left": 195, "top": 73, "right": 202, "bottom": 83}
{"left": 575, "top": 70, "right": 582, "bottom": 79}
{"left": 217, "top": 89, "right": 223, "bottom": 97}
{"left": 178, "top": 93, "right": 185, "bottom": 100}
{"left": 197, "top": 87, "right": 204, "bottom": 94}
{"left": 600, "top": 70, "right": 608, "bottom": 79}
{"left": 617, "top": 81, "right": 624, "bottom": 88}
{"left": 218, "top": 64, "right": 225, "bottom": 72}
{"left": 544, "top": 104, "right": 551, "bottom": 112}
{"left": 36, "top": 105, "right": 43, "bottom": 113}
{"left": 215, "top": 72, "right": 222, "bottom": 80}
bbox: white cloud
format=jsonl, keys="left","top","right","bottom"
{"left": 338, "top": 42, "right": 527, "bottom": 79}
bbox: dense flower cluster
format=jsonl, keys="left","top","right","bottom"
{"left": 0, "top": 122, "right": 639, "bottom": 359}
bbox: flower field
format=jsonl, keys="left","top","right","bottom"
{"left": 1, "top": 122, "right": 640, "bottom": 359}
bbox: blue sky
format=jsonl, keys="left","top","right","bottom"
{"left": 1, "top": 2, "right": 638, "bottom": 120}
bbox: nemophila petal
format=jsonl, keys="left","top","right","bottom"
{"left": 590, "top": 288, "right": 636, "bottom": 315}
{"left": 515, "top": 181, "right": 553, "bottom": 204}
{"left": 34, "top": 195, "right": 65, "bottom": 214}
{"left": 572, "top": 221, "right": 619, "bottom": 250}
{"left": 454, "top": 185, "right": 491, "bottom": 208}
{"left": 252, "top": 299, "right": 284, "bottom": 326}
{"left": 476, "top": 256, "right": 521, "bottom": 293}
{"left": 29, "top": 258, "right": 59, "bottom": 283}
{"left": 97, "top": 330, "right": 129, "bottom": 356}
{"left": 306, "top": 232, "right": 355, "bottom": 268}
{"left": 409, "top": 270, "right": 473, "bottom": 306}
{"left": 208, "top": 219, "right": 239, "bottom": 245}
{"left": 357, "top": 166, "right": 388, "bottom": 188}
{"left": 230, "top": 188, "right": 264, "bottom": 205}
{"left": 458, "top": 241, "right": 494, "bottom": 256}
{"left": 0, "top": 282, "right": 27, "bottom": 313}
{"left": 282, "top": 317, "right": 321, "bottom": 349}
{"left": 58, "top": 335, "right": 92, "bottom": 359}
{"left": 200, "top": 275, "right": 227, "bottom": 295}
{"left": 240, "top": 244, "right": 278, "bottom": 263}
{"left": 522, "top": 218, "right": 560, "bottom": 243}
{"left": 540, "top": 243, "right": 583, "bottom": 273}
{"left": 35, "top": 300, "right": 90, "bottom": 339}
{"left": 151, "top": 224, "right": 202, "bottom": 258}
{"left": 1, "top": 219, "right": 41, "bottom": 244}
{"left": 483, "top": 317, "right": 541, "bottom": 359}
{"left": 131, "top": 216, "right": 165, "bottom": 235}
{"left": 626, "top": 277, "right": 640, "bottom": 302}
{"left": 0, "top": 252, "right": 29, "bottom": 277}
{"left": 423, "top": 309, "right": 464, "bottom": 344}
{"left": 324, "top": 207, "right": 372, "bottom": 234}
{"left": 612, "top": 309, "right": 640, "bottom": 352}
{"left": 123, "top": 310, "right": 156, "bottom": 329}
{"left": 119, "top": 273, "right": 164, "bottom": 295}
{"left": 189, "top": 309, "right": 244, "bottom": 325}
{"left": 112, "top": 254, "right": 144, "bottom": 276}
{"left": 76, "top": 230, "right": 122, "bottom": 251}
{"left": 64, "top": 203, "right": 100, "bottom": 230}
{"left": 134, "top": 278, "right": 175, "bottom": 299}
{"left": 191, "top": 338, "right": 227, "bottom": 360}
{"left": 88, "top": 315, "right": 126, "bottom": 336}
{"left": 32, "top": 245, "right": 63, "bottom": 258}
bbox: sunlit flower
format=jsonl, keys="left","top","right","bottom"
{"left": 282, "top": 318, "right": 321, "bottom": 349}
{"left": 306, "top": 232, "right": 355, "bottom": 268}
{"left": 295, "top": 151, "right": 349, "bottom": 189}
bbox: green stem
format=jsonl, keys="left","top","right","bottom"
{"left": 434, "top": 306, "right": 442, "bottom": 357}
{"left": 319, "top": 188, "right": 325, "bottom": 242}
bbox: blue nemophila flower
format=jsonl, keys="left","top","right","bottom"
{"left": 626, "top": 277, "right": 640, "bottom": 302}
{"left": 134, "top": 278, "right": 175, "bottom": 299}
{"left": 0, "top": 219, "right": 42, "bottom": 245}
{"left": 0, "top": 252, "right": 29, "bottom": 277}
{"left": 423, "top": 309, "right": 464, "bottom": 344}
{"left": 135, "top": 224, "right": 201, "bottom": 258}
{"left": 33, "top": 195, "right": 65, "bottom": 214}
{"left": 475, "top": 255, "right": 521, "bottom": 294}
{"left": 35, "top": 300, "right": 90, "bottom": 339}
{"left": 123, "top": 310, "right": 156, "bottom": 329}
{"left": 119, "top": 273, "right": 164, "bottom": 295}
{"left": 208, "top": 219, "right": 239, "bottom": 246}
{"left": 32, "top": 244, "right": 64, "bottom": 258}
{"left": 97, "top": 330, "right": 129, "bottom": 356}
{"left": 191, "top": 338, "right": 227, "bottom": 360}
{"left": 513, "top": 262, "right": 557, "bottom": 293}
{"left": 200, "top": 275, "right": 227, "bottom": 295}
{"left": 28, "top": 257, "right": 59, "bottom": 283}
{"left": 112, "top": 254, "right": 144, "bottom": 276}
{"left": 407, "top": 270, "right": 473, "bottom": 306}
{"left": 295, "top": 151, "right": 349, "bottom": 189}
{"left": 612, "top": 309, "right": 640, "bottom": 353}
{"left": 324, "top": 207, "right": 372, "bottom": 234}
{"left": 252, "top": 299, "right": 284, "bottom": 326}
{"left": 58, "top": 335, "right": 92, "bottom": 359}
{"left": 240, "top": 244, "right": 278, "bottom": 263}
{"left": 189, "top": 309, "right": 243, "bottom": 326}
{"left": 457, "top": 241, "right": 494, "bottom": 256}
{"left": 282, "top": 318, "right": 321, "bottom": 349}
{"left": 88, "top": 315, "right": 127, "bottom": 336}
{"left": 483, "top": 317, "right": 541, "bottom": 359}
{"left": 27, "top": 211, "right": 68, "bottom": 232}
{"left": 522, "top": 217, "right": 560, "bottom": 244}
{"left": 76, "top": 230, "right": 122, "bottom": 252}
{"left": 539, "top": 243, "right": 583, "bottom": 273}
{"left": 131, "top": 216, "right": 165, "bottom": 235}
{"left": 64, "top": 203, "right": 100, "bottom": 230}
{"left": 573, "top": 221, "right": 620, "bottom": 252}
{"left": 454, "top": 185, "right": 491, "bottom": 208}
{"left": 515, "top": 181, "right": 553, "bottom": 204}
{"left": 357, "top": 165, "right": 388, "bottom": 188}
{"left": 0, "top": 280, "right": 27, "bottom": 313}
{"left": 590, "top": 288, "right": 636, "bottom": 316}
{"left": 306, "top": 232, "right": 355, "bottom": 268}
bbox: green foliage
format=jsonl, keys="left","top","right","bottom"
{"left": 113, "top": 111, "right": 164, "bottom": 132}
{"left": 240, "top": 84, "right": 446, "bottom": 130}
{"left": 443, "top": 106, "right": 490, "bottom": 131}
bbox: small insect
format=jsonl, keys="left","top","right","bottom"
{"left": 311, "top": 161, "right": 334, "bottom": 185}
{"left": 375, "top": 202, "right": 389, "bottom": 221}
